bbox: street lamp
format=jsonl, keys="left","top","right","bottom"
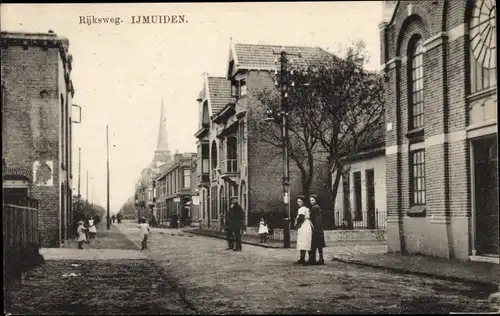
{"left": 271, "top": 47, "right": 301, "bottom": 249}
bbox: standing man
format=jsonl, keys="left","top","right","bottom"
{"left": 224, "top": 208, "right": 233, "bottom": 250}
{"left": 228, "top": 196, "right": 244, "bottom": 251}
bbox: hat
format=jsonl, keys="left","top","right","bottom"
{"left": 230, "top": 196, "right": 238, "bottom": 200}
{"left": 309, "top": 194, "right": 318, "bottom": 200}
{"left": 297, "top": 195, "right": 305, "bottom": 201}
{"left": 78, "top": 221, "right": 84, "bottom": 225}
{"left": 141, "top": 216, "right": 146, "bottom": 220}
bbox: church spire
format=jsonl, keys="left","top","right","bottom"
{"left": 153, "top": 98, "right": 171, "bottom": 163}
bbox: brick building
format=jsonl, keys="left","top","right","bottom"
{"left": 155, "top": 152, "right": 198, "bottom": 227}
{"left": 1, "top": 31, "right": 76, "bottom": 247}
{"left": 195, "top": 42, "right": 330, "bottom": 231}
{"left": 134, "top": 99, "right": 172, "bottom": 221}
{"left": 380, "top": 0, "right": 497, "bottom": 261}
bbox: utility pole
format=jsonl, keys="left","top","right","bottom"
{"left": 273, "top": 47, "right": 301, "bottom": 249}
{"left": 77, "top": 147, "right": 81, "bottom": 214}
{"left": 86, "top": 170, "right": 89, "bottom": 213}
{"left": 106, "top": 125, "right": 110, "bottom": 230}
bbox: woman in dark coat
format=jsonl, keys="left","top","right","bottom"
{"left": 309, "top": 194, "right": 326, "bottom": 265}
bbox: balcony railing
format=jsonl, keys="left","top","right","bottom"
{"left": 221, "top": 159, "right": 238, "bottom": 174}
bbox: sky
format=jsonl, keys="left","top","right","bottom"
{"left": 1, "top": 2, "right": 383, "bottom": 213}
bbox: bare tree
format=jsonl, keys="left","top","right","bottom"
{"left": 248, "top": 41, "right": 383, "bottom": 229}
{"left": 248, "top": 68, "right": 324, "bottom": 197}
{"left": 305, "top": 41, "right": 385, "bottom": 229}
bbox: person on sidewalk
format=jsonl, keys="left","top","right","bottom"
{"left": 88, "top": 217, "right": 97, "bottom": 241}
{"left": 138, "top": 217, "right": 152, "bottom": 250}
{"left": 228, "top": 196, "right": 244, "bottom": 251}
{"left": 309, "top": 194, "right": 326, "bottom": 265}
{"left": 112, "top": 214, "right": 116, "bottom": 224}
{"left": 77, "top": 221, "right": 87, "bottom": 249}
{"left": 294, "top": 195, "right": 313, "bottom": 265}
{"left": 224, "top": 210, "right": 234, "bottom": 250}
{"left": 258, "top": 217, "right": 269, "bottom": 243}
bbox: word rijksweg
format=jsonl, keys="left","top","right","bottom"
{"left": 79, "top": 16, "right": 123, "bottom": 26}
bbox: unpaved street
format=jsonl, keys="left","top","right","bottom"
{"left": 118, "top": 222, "right": 495, "bottom": 314}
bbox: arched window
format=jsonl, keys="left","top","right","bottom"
{"left": 408, "top": 36, "right": 424, "bottom": 130}
{"left": 469, "top": 0, "right": 496, "bottom": 94}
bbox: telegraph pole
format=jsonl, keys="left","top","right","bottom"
{"left": 273, "top": 47, "right": 301, "bottom": 249}
{"left": 86, "top": 170, "right": 89, "bottom": 213}
{"left": 77, "top": 147, "right": 81, "bottom": 213}
{"left": 106, "top": 125, "right": 110, "bottom": 230}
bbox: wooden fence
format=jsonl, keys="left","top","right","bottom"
{"left": 3, "top": 198, "right": 39, "bottom": 252}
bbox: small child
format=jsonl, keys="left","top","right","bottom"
{"left": 138, "top": 217, "right": 152, "bottom": 250}
{"left": 258, "top": 218, "right": 269, "bottom": 243}
{"left": 77, "top": 221, "right": 87, "bottom": 249}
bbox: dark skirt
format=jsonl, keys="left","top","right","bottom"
{"left": 311, "top": 231, "right": 326, "bottom": 249}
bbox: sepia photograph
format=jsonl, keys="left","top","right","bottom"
{"left": 1, "top": 1, "right": 499, "bottom": 314}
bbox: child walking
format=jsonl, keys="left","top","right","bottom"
{"left": 138, "top": 217, "right": 152, "bottom": 250}
{"left": 258, "top": 217, "right": 269, "bottom": 243}
{"left": 77, "top": 221, "right": 87, "bottom": 249}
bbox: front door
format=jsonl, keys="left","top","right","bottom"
{"left": 473, "top": 136, "right": 499, "bottom": 256}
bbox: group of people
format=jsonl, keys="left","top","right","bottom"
{"left": 224, "top": 196, "right": 245, "bottom": 251}
{"left": 76, "top": 216, "right": 97, "bottom": 249}
{"left": 111, "top": 213, "right": 123, "bottom": 225}
{"left": 295, "top": 194, "right": 326, "bottom": 265}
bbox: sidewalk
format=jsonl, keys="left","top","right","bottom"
{"left": 182, "top": 227, "right": 296, "bottom": 248}
{"left": 331, "top": 252, "right": 499, "bottom": 288}
{"left": 8, "top": 221, "right": 192, "bottom": 315}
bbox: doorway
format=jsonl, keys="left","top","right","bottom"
{"left": 473, "top": 136, "right": 499, "bottom": 256}
{"left": 366, "top": 169, "right": 376, "bottom": 229}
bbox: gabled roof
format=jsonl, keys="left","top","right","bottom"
{"left": 231, "top": 43, "right": 332, "bottom": 71}
{"left": 207, "top": 76, "right": 233, "bottom": 113}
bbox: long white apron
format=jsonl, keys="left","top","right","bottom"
{"left": 296, "top": 206, "right": 313, "bottom": 251}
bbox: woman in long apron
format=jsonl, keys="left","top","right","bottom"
{"left": 294, "top": 195, "right": 313, "bottom": 265}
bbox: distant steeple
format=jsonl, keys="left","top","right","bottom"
{"left": 153, "top": 98, "right": 171, "bottom": 163}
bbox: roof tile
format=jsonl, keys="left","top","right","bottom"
{"left": 207, "top": 76, "right": 234, "bottom": 112}
{"left": 234, "top": 43, "right": 331, "bottom": 70}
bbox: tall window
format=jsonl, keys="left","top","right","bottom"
{"left": 408, "top": 36, "right": 424, "bottom": 130}
{"left": 202, "top": 144, "right": 209, "bottom": 174}
{"left": 353, "top": 171, "right": 363, "bottom": 221}
{"left": 469, "top": 0, "right": 497, "bottom": 93}
{"left": 226, "top": 137, "right": 238, "bottom": 173}
{"left": 211, "top": 186, "right": 218, "bottom": 221}
{"left": 410, "top": 150, "right": 426, "bottom": 206}
{"left": 183, "top": 169, "right": 191, "bottom": 188}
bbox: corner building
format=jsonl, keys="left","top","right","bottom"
{"left": 1, "top": 31, "right": 76, "bottom": 247}
{"left": 381, "top": 0, "right": 497, "bottom": 261}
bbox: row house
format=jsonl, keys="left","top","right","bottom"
{"left": 134, "top": 100, "right": 173, "bottom": 221}
{"left": 195, "top": 42, "right": 329, "bottom": 231}
{"left": 1, "top": 31, "right": 77, "bottom": 247}
{"left": 155, "top": 152, "right": 198, "bottom": 227}
{"left": 332, "top": 126, "right": 387, "bottom": 230}
{"left": 381, "top": 0, "right": 497, "bottom": 262}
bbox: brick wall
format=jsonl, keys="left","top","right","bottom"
{"left": 2, "top": 40, "right": 72, "bottom": 247}
{"left": 382, "top": 0, "right": 494, "bottom": 259}
{"left": 246, "top": 70, "right": 305, "bottom": 227}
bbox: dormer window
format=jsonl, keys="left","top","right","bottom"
{"left": 231, "top": 79, "right": 247, "bottom": 97}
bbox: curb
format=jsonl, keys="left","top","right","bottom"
{"left": 331, "top": 256, "right": 498, "bottom": 289}
{"left": 182, "top": 229, "right": 284, "bottom": 249}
